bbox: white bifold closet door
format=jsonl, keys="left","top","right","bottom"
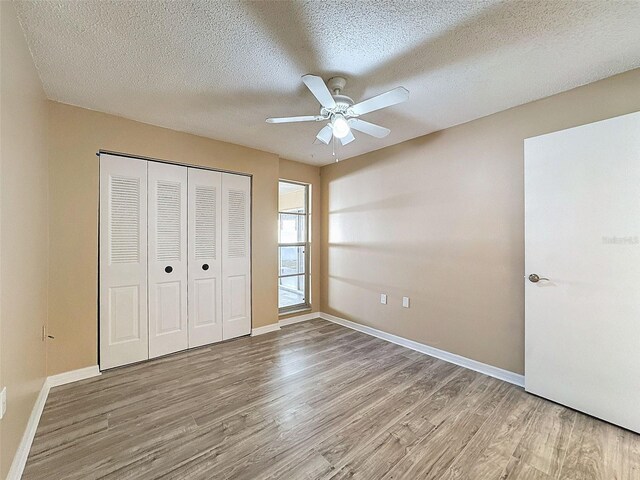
{"left": 222, "top": 173, "right": 252, "bottom": 339}
{"left": 99, "top": 154, "right": 149, "bottom": 370}
{"left": 100, "top": 155, "right": 251, "bottom": 369}
{"left": 148, "top": 162, "right": 189, "bottom": 358}
{"left": 188, "top": 168, "right": 223, "bottom": 347}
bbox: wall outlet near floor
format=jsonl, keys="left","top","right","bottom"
{"left": 380, "top": 293, "right": 387, "bottom": 305}
{"left": 0, "top": 386, "right": 6, "bottom": 419}
{"left": 402, "top": 297, "right": 410, "bottom": 308}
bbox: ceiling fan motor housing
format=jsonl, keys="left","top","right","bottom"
{"left": 333, "top": 94, "right": 354, "bottom": 109}
{"left": 322, "top": 94, "right": 354, "bottom": 119}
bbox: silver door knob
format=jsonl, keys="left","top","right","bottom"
{"left": 528, "top": 273, "right": 549, "bottom": 283}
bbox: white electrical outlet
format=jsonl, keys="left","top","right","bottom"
{"left": 402, "top": 297, "right": 410, "bottom": 308}
{"left": 380, "top": 293, "right": 387, "bottom": 305}
{"left": 0, "top": 387, "right": 6, "bottom": 419}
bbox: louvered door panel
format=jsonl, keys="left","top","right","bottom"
{"left": 188, "top": 168, "right": 223, "bottom": 347}
{"left": 99, "top": 154, "right": 148, "bottom": 369}
{"left": 156, "top": 181, "right": 182, "bottom": 261}
{"left": 148, "top": 162, "right": 188, "bottom": 358}
{"left": 222, "top": 173, "right": 252, "bottom": 340}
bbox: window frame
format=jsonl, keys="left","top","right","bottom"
{"left": 278, "top": 180, "right": 311, "bottom": 314}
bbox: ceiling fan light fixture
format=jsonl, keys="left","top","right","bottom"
{"left": 332, "top": 114, "right": 350, "bottom": 139}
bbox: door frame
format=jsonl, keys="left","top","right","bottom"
{"left": 97, "top": 149, "right": 253, "bottom": 370}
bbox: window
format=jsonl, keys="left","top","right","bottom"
{"left": 278, "top": 180, "right": 310, "bottom": 312}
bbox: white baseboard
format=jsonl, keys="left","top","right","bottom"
{"left": 7, "top": 365, "right": 101, "bottom": 479}
{"left": 320, "top": 312, "right": 524, "bottom": 388}
{"left": 48, "top": 365, "right": 101, "bottom": 388}
{"left": 251, "top": 323, "right": 281, "bottom": 336}
{"left": 6, "top": 379, "right": 49, "bottom": 480}
{"left": 278, "top": 311, "right": 321, "bottom": 327}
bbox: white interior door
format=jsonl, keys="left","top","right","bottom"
{"left": 99, "top": 154, "right": 148, "bottom": 369}
{"left": 148, "top": 162, "right": 188, "bottom": 358}
{"left": 222, "top": 173, "right": 252, "bottom": 340}
{"left": 525, "top": 111, "right": 640, "bottom": 433}
{"left": 188, "top": 168, "right": 223, "bottom": 347}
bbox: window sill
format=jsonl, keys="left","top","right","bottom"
{"left": 279, "top": 307, "right": 312, "bottom": 317}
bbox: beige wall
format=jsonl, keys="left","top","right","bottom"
{"left": 47, "top": 102, "right": 282, "bottom": 375}
{"left": 278, "top": 159, "right": 321, "bottom": 315}
{"left": 0, "top": 2, "right": 50, "bottom": 476}
{"left": 320, "top": 68, "right": 640, "bottom": 375}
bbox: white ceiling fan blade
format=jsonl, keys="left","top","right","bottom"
{"left": 349, "top": 87, "right": 409, "bottom": 116}
{"left": 340, "top": 130, "right": 355, "bottom": 146}
{"left": 315, "top": 124, "right": 333, "bottom": 145}
{"left": 302, "top": 74, "right": 337, "bottom": 109}
{"left": 348, "top": 118, "right": 390, "bottom": 138}
{"left": 266, "top": 115, "right": 324, "bottom": 124}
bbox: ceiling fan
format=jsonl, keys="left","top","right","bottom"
{"left": 266, "top": 75, "right": 409, "bottom": 146}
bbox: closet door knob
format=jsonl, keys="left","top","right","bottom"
{"left": 165, "top": 266, "right": 173, "bottom": 273}
{"left": 202, "top": 264, "right": 209, "bottom": 271}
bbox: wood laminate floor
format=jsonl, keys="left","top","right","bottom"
{"left": 24, "top": 319, "right": 640, "bottom": 480}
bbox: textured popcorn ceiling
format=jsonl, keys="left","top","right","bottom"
{"left": 14, "top": 0, "right": 640, "bottom": 165}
